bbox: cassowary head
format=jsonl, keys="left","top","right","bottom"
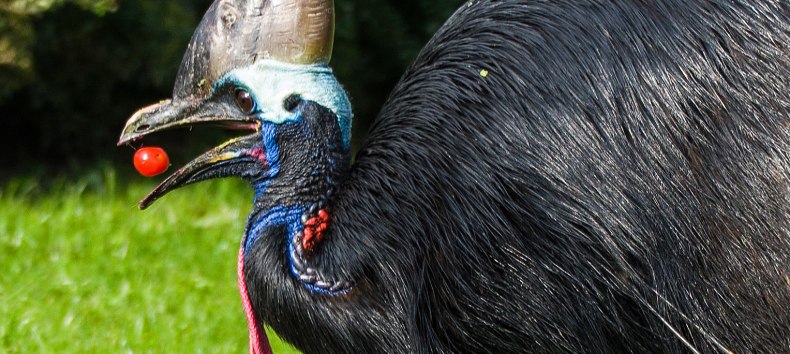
{"left": 119, "top": 0, "right": 351, "bottom": 212}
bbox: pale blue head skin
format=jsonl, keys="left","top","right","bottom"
{"left": 215, "top": 59, "right": 353, "bottom": 149}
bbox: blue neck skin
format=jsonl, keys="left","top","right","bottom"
{"left": 242, "top": 120, "right": 350, "bottom": 295}
{"left": 244, "top": 122, "right": 284, "bottom": 255}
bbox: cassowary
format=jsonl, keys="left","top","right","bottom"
{"left": 118, "top": 0, "right": 789, "bottom": 352}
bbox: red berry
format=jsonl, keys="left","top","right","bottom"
{"left": 133, "top": 147, "right": 170, "bottom": 177}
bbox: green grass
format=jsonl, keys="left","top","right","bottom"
{"left": 0, "top": 166, "right": 300, "bottom": 353}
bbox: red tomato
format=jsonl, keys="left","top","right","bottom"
{"left": 133, "top": 147, "right": 170, "bottom": 177}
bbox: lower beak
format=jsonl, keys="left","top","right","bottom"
{"left": 118, "top": 100, "right": 264, "bottom": 209}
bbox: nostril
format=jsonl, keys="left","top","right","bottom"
{"left": 136, "top": 124, "right": 151, "bottom": 132}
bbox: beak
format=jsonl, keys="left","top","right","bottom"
{"left": 118, "top": 99, "right": 264, "bottom": 209}
{"left": 118, "top": 98, "right": 259, "bottom": 144}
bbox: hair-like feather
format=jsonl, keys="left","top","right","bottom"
{"left": 242, "top": 0, "right": 789, "bottom": 352}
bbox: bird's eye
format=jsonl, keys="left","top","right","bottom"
{"left": 235, "top": 89, "right": 256, "bottom": 114}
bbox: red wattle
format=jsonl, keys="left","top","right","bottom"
{"left": 238, "top": 246, "right": 273, "bottom": 354}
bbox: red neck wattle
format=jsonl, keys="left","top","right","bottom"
{"left": 238, "top": 246, "right": 273, "bottom": 354}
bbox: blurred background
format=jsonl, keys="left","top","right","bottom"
{"left": 0, "top": 0, "right": 461, "bottom": 352}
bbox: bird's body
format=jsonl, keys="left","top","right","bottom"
{"left": 121, "top": 0, "right": 789, "bottom": 353}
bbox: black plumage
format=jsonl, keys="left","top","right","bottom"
{"left": 122, "top": 0, "right": 790, "bottom": 352}
{"left": 252, "top": 1, "right": 789, "bottom": 352}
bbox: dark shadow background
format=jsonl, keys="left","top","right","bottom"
{"left": 0, "top": 0, "right": 463, "bottom": 177}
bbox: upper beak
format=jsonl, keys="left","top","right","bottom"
{"left": 117, "top": 98, "right": 259, "bottom": 146}
{"left": 118, "top": 98, "right": 263, "bottom": 209}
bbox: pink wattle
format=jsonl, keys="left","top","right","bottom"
{"left": 238, "top": 246, "right": 273, "bottom": 354}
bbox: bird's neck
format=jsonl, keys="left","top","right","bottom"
{"left": 244, "top": 119, "right": 354, "bottom": 294}
{"left": 239, "top": 104, "right": 362, "bottom": 353}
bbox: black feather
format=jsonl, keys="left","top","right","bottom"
{"left": 247, "top": 0, "right": 789, "bottom": 352}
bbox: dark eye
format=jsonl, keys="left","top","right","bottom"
{"left": 235, "top": 89, "right": 256, "bottom": 114}
{"left": 283, "top": 94, "right": 302, "bottom": 112}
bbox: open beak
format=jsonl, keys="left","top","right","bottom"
{"left": 118, "top": 99, "right": 264, "bottom": 209}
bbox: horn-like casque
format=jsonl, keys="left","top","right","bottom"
{"left": 174, "top": 0, "right": 335, "bottom": 100}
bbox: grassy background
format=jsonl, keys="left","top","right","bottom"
{"left": 0, "top": 165, "right": 299, "bottom": 353}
